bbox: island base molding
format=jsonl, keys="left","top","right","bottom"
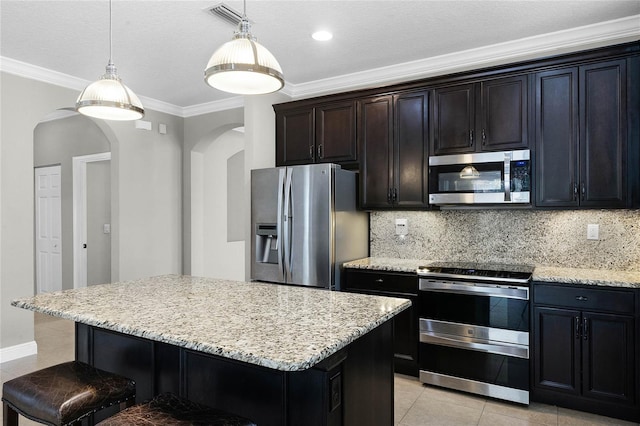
{"left": 75, "top": 321, "right": 394, "bottom": 426}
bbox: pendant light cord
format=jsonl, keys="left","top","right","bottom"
{"left": 109, "top": 0, "right": 113, "bottom": 65}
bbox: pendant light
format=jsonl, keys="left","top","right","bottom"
{"left": 76, "top": 0, "right": 144, "bottom": 121}
{"left": 204, "top": 0, "right": 284, "bottom": 95}
{"left": 459, "top": 165, "right": 480, "bottom": 179}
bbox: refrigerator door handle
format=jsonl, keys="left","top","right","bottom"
{"left": 283, "top": 168, "right": 293, "bottom": 281}
{"left": 276, "top": 168, "right": 286, "bottom": 279}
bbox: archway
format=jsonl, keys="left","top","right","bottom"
{"left": 191, "top": 124, "right": 245, "bottom": 280}
{"left": 33, "top": 109, "right": 117, "bottom": 291}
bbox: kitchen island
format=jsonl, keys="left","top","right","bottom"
{"left": 12, "top": 275, "right": 411, "bottom": 426}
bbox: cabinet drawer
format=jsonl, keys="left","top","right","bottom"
{"left": 534, "top": 283, "right": 635, "bottom": 314}
{"left": 344, "top": 270, "right": 417, "bottom": 296}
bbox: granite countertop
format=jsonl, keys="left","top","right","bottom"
{"left": 12, "top": 275, "right": 411, "bottom": 372}
{"left": 344, "top": 257, "right": 640, "bottom": 289}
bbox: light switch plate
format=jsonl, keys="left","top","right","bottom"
{"left": 587, "top": 224, "right": 599, "bottom": 240}
{"left": 395, "top": 218, "right": 408, "bottom": 236}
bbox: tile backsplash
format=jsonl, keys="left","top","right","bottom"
{"left": 370, "top": 210, "right": 640, "bottom": 271}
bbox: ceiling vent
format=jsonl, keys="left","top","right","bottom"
{"left": 206, "top": 3, "right": 246, "bottom": 26}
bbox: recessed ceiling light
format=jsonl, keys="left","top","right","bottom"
{"left": 312, "top": 30, "right": 333, "bottom": 41}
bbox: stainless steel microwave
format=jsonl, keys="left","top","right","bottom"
{"left": 428, "top": 150, "right": 531, "bottom": 205}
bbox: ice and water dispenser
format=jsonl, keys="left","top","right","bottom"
{"left": 255, "top": 223, "right": 278, "bottom": 264}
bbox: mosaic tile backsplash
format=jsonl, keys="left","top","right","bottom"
{"left": 370, "top": 210, "right": 640, "bottom": 271}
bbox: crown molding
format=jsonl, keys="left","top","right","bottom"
{"left": 2, "top": 15, "right": 639, "bottom": 115}
{"left": 182, "top": 96, "right": 244, "bottom": 117}
{"left": 287, "top": 14, "right": 640, "bottom": 99}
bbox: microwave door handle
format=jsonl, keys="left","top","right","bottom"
{"left": 504, "top": 152, "right": 511, "bottom": 202}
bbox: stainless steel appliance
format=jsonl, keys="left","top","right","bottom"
{"left": 251, "top": 163, "right": 368, "bottom": 290}
{"left": 417, "top": 263, "right": 534, "bottom": 404}
{"left": 428, "top": 149, "right": 531, "bottom": 205}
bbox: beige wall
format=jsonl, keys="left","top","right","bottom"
{"left": 1, "top": 72, "right": 184, "bottom": 356}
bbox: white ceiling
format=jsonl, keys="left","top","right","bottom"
{"left": 1, "top": 1, "right": 639, "bottom": 116}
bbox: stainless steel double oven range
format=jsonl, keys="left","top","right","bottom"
{"left": 417, "top": 263, "right": 534, "bottom": 404}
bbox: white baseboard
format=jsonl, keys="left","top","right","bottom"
{"left": 0, "top": 341, "right": 38, "bottom": 364}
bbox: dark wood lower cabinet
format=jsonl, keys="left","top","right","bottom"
{"left": 76, "top": 320, "right": 394, "bottom": 426}
{"left": 343, "top": 269, "right": 419, "bottom": 376}
{"left": 532, "top": 284, "right": 639, "bottom": 422}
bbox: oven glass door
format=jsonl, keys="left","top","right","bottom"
{"left": 419, "top": 290, "right": 529, "bottom": 332}
{"left": 420, "top": 343, "right": 529, "bottom": 391}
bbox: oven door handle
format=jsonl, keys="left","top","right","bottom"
{"left": 419, "top": 280, "right": 529, "bottom": 300}
{"left": 420, "top": 332, "right": 529, "bottom": 359}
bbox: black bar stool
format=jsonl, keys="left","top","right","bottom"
{"left": 96, "top": 393, "right": 256, "bottom": 426}
{"left": 2, "top": 361, "right": 135, "bottom": 426}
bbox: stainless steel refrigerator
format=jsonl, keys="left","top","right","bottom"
{"left": 251, "top": 163, "right": 368, "bottom": 290}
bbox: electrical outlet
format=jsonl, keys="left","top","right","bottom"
{"left": 395, "top": 218, "right": 408, "bottom": 236}
{"left": 587, "top": 224, "right": 599, "bottom": 240}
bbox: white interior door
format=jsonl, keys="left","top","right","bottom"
{"left": 35, "top": 165, "right": 62, "bottom": 293}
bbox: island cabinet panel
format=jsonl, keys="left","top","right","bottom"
{"left": 275, "top": 101, "right": 357, "bottom": 168}
{"left": 432, "top": 75, "right": 528, "bottom": 155}
{"left": 76, "top": 320, "right": 394, "bottom": 426}
{"left": 358, "top": 90, "right": 429, "bottom": 209}
{"left": 343, "top": 269, "right": 419, "bottom": 376}
{"left": 531, "top": 284, "right": 639, "bottom": 422}
{"left": 536, "top": 59, "right": 630, "bottom": 208}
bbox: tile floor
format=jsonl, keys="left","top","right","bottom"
{"left": 1, "top": 313, "right": 638, "bottom": 426}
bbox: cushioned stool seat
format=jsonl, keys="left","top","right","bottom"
{"left": 96, "top": 393, "right": 256, "bottom": 426}
{"left": 2, "top": 361, "right": 135, "bottom": 426}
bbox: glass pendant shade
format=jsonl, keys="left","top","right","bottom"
{"left": 75, "top": 0, "right": 144, "bottom": 121}
{"left": 76, "top": 63, "right": 144, "bottom": 121}
{"left": 205, "top": 19, "right": 284, "bottom": 95}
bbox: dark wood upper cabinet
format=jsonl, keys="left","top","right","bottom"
{"left": 358, "top": 90, "right": 429, "bottom": 209}
{"left": 358, "top": 96, "right": 393, "bottom": 208}
{"left": 536, "top": 59, "right": 628, "bottom": 208}
{"left": 432, "top": 84, "right": 474, "bottom": 154}
{"left": 275, "top": 101, "right": 357, "bottom": 167}
{"left": 432, "top": 75, "right": 528, "bottom": 155}
{"left": 481, "top": 75, "right": 529, "bottom": 150}
{"left": 275, "top": 108, "right": 314, "bottom": 165}
{"left": 315, "top": 102, "right": 357, "bottom": 164}
{"left": 579, "top": 60, "right": 627, "bottom": 207}
{"left": 535, "top": 68, "right": 579, "bottom": 207}
{"left": 272, "top": 42, "right": 639, "bottom": 210}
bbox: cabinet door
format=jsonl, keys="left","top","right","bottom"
{"left": 358, "top": 96, "right": 394, "bottom": 209}
{"left": 533, "top": 306, "right": 581, "bottom": 396}
{"left": 535, "top": 68, "right": 579, "bottom": 207}
{"left": 432, "top": 83, "right": 475, "bottom": 155}
{"left": 579, "top": 60, "right": 627, "bottom": 207}
{"left": 275, "top": 108, "right": 314, "bottom": 166}
{"left": 315, "top": 101, "right": 357, "bottom": 164}
{"left": 480, "top": 75, "right": 529, "bottom": 151}
{"left": 582, "top": 312, "right": 635, "bottom": 405}
{"left": 394, "top": 91, "right": 429, "bottom": 208}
